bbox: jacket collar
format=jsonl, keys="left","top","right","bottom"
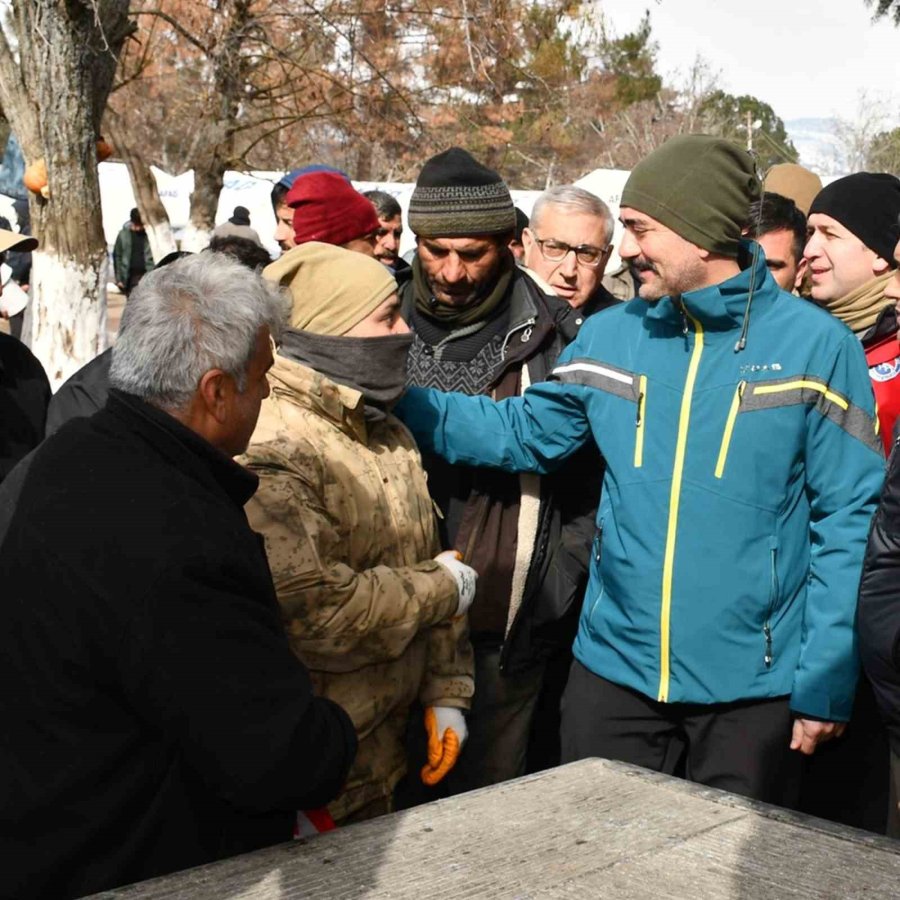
{"left": 267, "top": 353, "right": 368, "bottom": 444}
{"left": 860, "top": 303, "right": 898, "bottom": 347}
{"left": 106, "top": 390, "right": 258, "bottom": 508}
{"left": 644, "top": 240, "right": 775, "bottom": 332}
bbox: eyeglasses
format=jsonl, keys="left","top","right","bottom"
{"left": 533, "top": 237, "right": 610, "bottom": 268}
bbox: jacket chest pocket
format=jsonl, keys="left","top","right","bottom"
{"left": 715, "top": 380, "right": 747, "bottom": 479}
{"left": 549, "top": 359, "right": 646, "bottom": 468}
{"left": 633, "top": 375, "right": 648, "bottom": 468}
{"left": 716, "top": 374, "right": 881, "bottom": 480}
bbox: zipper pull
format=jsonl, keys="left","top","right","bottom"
{"left": 675, "top": 297, "right": 688, "bottom": 335}
{"left": 764, "top": 622, "right": 773, "bottom": 668}
{"left": 635, "top": 391, "right": 643, "bottom": 427}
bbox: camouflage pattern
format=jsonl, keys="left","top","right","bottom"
{"left": 241, "top": 354, "right": 474, "bottom": 822}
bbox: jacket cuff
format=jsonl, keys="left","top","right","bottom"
{"left": 419, "top": 676, "right": 474, "bottom": 710}
{"left": 790, "top": 685, "right": 854, "bottom": 723}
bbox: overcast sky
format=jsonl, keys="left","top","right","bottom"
{"left": 598, "top": 0, "right": 900, "bottom": 126}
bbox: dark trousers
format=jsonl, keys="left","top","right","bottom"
{"left": 798, "top": 675, "right": 888, "bottom": 833}
{"left": 561, "top": 660, "right": 801, "bottom": 807}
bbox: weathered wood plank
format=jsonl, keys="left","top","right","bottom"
{"left": 86, "top": 759, "right": 900, "bottom": 900}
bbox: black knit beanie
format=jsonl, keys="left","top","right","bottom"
{"left": 621, "top": 135, "right": 759, "bottom": 258}
{"left": 808, "top": 173, "right": 900, "bottom": 265}
{"left": 408, "top": 147, "right": 516, "bottom": 237}
{"left": 229, "top": 205, "right": 251, "bottom": 227}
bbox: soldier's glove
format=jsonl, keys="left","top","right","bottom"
{"left": 420, "top": 706, "right": 468, "bottom": 786}
{"left": 434, "top": 550, "right": 477, "bottom": 616}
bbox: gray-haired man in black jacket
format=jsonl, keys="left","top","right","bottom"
{"left": 0, "top": 254, "right": 356, "bottom": 900}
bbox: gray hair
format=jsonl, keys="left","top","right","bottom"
{"left": 363, "top": 189, "right": 402, "bottom": 220}
{"left": 109, "top": 251, "right": 288, "bottom": 412}
{"left": 531, "top": 185, "right": 614, "bottom": 247}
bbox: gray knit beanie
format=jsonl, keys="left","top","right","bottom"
{"left": 408, "top": 147, "right": 516, "bottom": 237}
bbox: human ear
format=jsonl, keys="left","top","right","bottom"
{"left": 873, "top": 254, "right": 891, "bottom": 277}
{"left": 197, "top": 369, "right": 231, "bottom": 424}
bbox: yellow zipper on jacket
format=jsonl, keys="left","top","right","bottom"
{"left": 634, "top": 375, "right": 648, "bottom": 468}
{"left": 714, "top": 380, "right": 746, "bottom": 479}
{"left": 658, "top": 312, "right": 704, "bottom": 702}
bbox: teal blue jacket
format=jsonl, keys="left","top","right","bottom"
{"left": 396, "top": 250, "right": 884, "bottom": 720}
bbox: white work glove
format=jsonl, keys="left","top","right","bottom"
{"left": 421, "top": 706, "right": 468, "bottom": 786}
{"left": 434, "top": 550, "right": 477, "bottom": 616}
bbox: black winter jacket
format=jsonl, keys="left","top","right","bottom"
{"left": 859, "top": 439, "right": 900, "bottom": 756}
{"left": 0, "top": 331, "right": 49, "bottom": 483}
{"left": 0, "top": 391, "right": 356, "bottom": 900}
{"left": 45, "top": 346, "right": 111, "bottom": 436}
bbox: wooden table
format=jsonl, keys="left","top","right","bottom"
{"left": 88, "top": 758, "right": 900, "bottom": 899}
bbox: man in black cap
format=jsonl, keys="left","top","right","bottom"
{"left": 398, "top": 147, "right": 592, "bottom": 796}
{"left": 113, "top": 208, "right": 154, "bottom": 296}
{"left": 800, "top": 173, "right": 900, "bottom": 834}
{"left": 212, "top": 205, "right": 263, "bottom": 248}
{"left": 804, "top": 172, "right": 900, "bottom": 454}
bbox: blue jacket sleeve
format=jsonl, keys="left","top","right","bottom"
{"left": 395, "top": 372, "right": 593, "bottom": 475}
{"left": 792, "top": 332, "right": 884, "bottom": 721}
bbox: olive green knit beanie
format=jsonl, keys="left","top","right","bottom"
{"left": 620, "top": 135, "right": 760, "bottom": 258}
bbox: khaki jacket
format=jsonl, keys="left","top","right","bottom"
{"left": 242, "top": 355, "right": 473, "bottom": 820}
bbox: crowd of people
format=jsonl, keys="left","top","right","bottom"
{"left": 3, "top": 135, "right": 900, "bottom": 898}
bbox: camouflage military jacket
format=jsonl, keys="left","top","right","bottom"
{"left": 242, "top": 354, "right": 474, "bottom": 821}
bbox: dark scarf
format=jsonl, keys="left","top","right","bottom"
{"left": 411, "top": 251, "right": 514, "bottom": 327}
{"left": 279, "top": 329, "right": 414, "bottom": 423}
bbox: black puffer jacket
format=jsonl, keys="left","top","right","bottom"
{"left": 858, "top": 438, "right": 900, "bottom": 755}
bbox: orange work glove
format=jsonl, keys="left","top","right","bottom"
{"left": 420, "top": 705, "right": 467, "bottom": 786}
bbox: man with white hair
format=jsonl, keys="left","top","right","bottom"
{"left": 0, "top": 254, "right": 357, "bottom": 899}
{"left": 522, "top": 185, "right": 618, "bottom": 317}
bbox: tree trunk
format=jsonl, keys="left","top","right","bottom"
{"left": 0, "top": 1, "right": 132, "bottom": 387}
{"left": 106, "top": 114, "right": 177, "bottom": 262}
{"left": 184, "top": 0, "right": 251, "bottom": 252}
{"left": 182, "top": 163, "right": 224, "bottom": 251}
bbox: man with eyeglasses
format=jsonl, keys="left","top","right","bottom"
{"left": 396, "top": 147, "right": 592, "bottom": 800}
{"left": 522, "top": 185, "right": 619, "bottom": 318}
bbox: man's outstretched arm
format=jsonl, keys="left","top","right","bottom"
{"left": 395, "top": 378, "right": 593, "bottom": 474}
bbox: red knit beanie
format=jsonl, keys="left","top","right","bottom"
{"left": 286, "top": 172, "right": 380, "bottom": 246}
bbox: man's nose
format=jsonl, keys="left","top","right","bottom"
{"left": 559, "top": 249, "right": 578, "bottom": 276}
{"left": 885, "top": 270, "right": 900, "bottom": 302}
{"left": 802, "top": 234, "right": 820, "bottom": 262}
{"left": 619, "top": 230, "right": 639, "bottom": 260}
{"left": 442, "top": 254, "right": 466, "bottom": 283}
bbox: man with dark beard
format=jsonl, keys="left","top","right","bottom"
{"left": 397, "top": 147, "right": 596, "bottom": 794}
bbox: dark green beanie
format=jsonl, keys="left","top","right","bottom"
{"left": 620, "top": 135, "right": 760, "bottom": 258}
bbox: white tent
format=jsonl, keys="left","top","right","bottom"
{"left": 95, "top": 163, "right": 634, "bottom": 263}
